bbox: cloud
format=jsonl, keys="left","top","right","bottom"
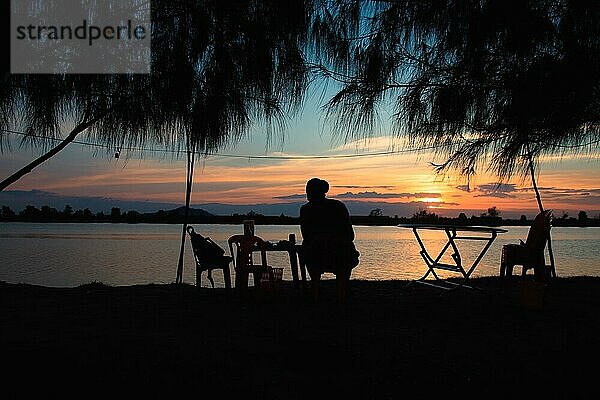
{"left": 474, "top": 192, "right": 516, "bottom": 198}
{"left": 476, "top": 183, "right": 518, "bottom": 193}
{"left": 457, "top": 182, "right": 519, "bottom": 194}
{"left": 333, "top": 191, "right": 441, "bottom": 199}
{"left": 274, "top": 190, "right": 443, "bottom": 200}
{"left": 272, "top": 193, "right": 306, "bottom": 200}
{"left": 413, "top": 192, "right": 442, "bottom": 198}
{"left": 468, "top": 182, "right": 518, "bottom": 198}
{"left": 515, "top": 186, "right": 600, "bottom": 200}
{"left": 556, "top": 195, "right": 600, "bottom": 206}
{"left": 414, "top": 200, "right": 460, "bottom": 206}
{"left": 458, "top": 182, "right": 600, "bottom": 207}
{"left": 330, "top": 136, "right": 405, "bottom": 153}
{"left": 334, "top": 185, "right": 396, "bottom": 189}
{"left": 335, "top": 191, "right": 409, "bottom": 199}
{"left": 529, "top": 188, "right": 600, "bottom": 206}
{"left": 544, "top": 188, "right": 593, "bottom": 196}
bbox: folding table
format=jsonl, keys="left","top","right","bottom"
{"left": 398, "top": 224, "right": 507, "bottom": 290}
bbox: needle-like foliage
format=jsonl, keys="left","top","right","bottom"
{"left": 313, "top": 0, "right": 600, "bottom": 181}
{"left": 2, "top": 0, "right": 599, "bottom": 184}
{"left": 1, "top": 0, "right": 314, "bottom": 158}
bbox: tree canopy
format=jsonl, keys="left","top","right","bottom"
{"left": 2, "top": 0, "right": 599, "bottom": 185}
{"left": 1, "top": 0, "right": 315, "bottom": 159}
{"left": 314, "top": 0, "right": 600, "bottom": 181}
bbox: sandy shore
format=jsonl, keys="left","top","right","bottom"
{"left": 3, "top": 277, "right": 600, "bottom": 398}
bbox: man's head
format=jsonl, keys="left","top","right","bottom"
{"left": 306, "top": 178, "right": 329, "bottom": 202}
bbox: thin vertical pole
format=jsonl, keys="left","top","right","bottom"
{"left": 176, "top": 145, "right": 196, "bottom": 284}
{"left": 526, "top": 145, "right": 556, "bottom": 277}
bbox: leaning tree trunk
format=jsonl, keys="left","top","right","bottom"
{"left": 0, "top": 113, "right": 107, "bottom": 192}
{"left": 175, "top": 144, "right": 196, "bottom": 284}
{"left": 527, "top": 149, "right": 556, "bottom": 277}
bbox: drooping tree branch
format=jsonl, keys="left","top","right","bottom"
{"left": 526, "top": 146, "right": 544, "bottom": 214}
{"left": 0, "top": 112, "right": 108, "bottom": 192}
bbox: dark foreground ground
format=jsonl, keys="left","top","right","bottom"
{"left": 3, "top": 277, "right": 600, "bottom": 399}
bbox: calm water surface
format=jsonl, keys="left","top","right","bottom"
{"left": 1, "top": 222, "right": 599, "bottom": 287}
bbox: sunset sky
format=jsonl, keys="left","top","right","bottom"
{"left": 2, "top": 93, "right": 599, "bottom": 219}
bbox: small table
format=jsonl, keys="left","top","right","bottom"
{"left": 260, "top": 233, "right": 307, "bottom": 289}
{"left": 398, "top": 224, "right": 507, "bottom": 290}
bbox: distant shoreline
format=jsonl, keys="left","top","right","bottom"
{"left": 4, "top": 204, "right": 598, "bottom": 226}
{"left": 2, "top": 216, "right": 599, "bottom": 227}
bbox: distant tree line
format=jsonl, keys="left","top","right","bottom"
{"left": 355, "top": 206, "right": 600, "bottom": 227}
{"left": 0, "top": 205, "right": 299, "bottom": 225}
{"left": 1, "top": 204, "right": 599, "bottom": 227}
{"left": 0, "top": 204, "right": 144, "bottom": 223}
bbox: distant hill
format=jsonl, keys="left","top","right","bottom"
{"left": 0, "top": 189, "right": 180, "bottom": 214}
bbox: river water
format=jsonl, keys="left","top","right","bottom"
{"left": 1, "top": 222, "right": 598, "bottom": 287}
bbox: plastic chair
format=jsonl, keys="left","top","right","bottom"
{"left": 500, "top": 210, "right": 553, "bottom": 280}
{"left": 300, "top": 237, "right": 359, "bottom": 302}
{"left": 187, "top": 226, "right": 232, "bottom": 288}
{"left": 228, "top": 234, "right": 274, "bottom": 290}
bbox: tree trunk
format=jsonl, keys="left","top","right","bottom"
{"left": 0, "top": 115, "right": 106, "bottom": 192}
{"left": 528, "top": 155, "right": 544, "bottom": 213}
{"left": 527, "top": 150, "right": 556, "bottom": 278}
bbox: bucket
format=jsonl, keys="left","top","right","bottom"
{"left": 261, "top": 267, "right": 283, "bottom": 291}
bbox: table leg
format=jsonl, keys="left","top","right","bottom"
{"left": 453, "top": 231, "right": 497, "bottom": 290}
{"left": 411, "top": 228, "right": 487, "bottom": 290}
{"left": 444, "top": 228, "right": 462, "bottom": 271}
{"left": 288, "top": 234, "right": 300, "bottom": 288}
{"left": 464, "top": 232, "right": 497, "bottom": 278}
{"left": 413, "top": 228, "right": 449, "bottom": 282}
{"left": 297, "top": 249, "right": 308, "bottom": 293}
{"left": 223, "top": 263, "right": 232, "bottom": 289}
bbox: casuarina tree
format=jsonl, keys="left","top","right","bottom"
{"left": 312, "top": 1, "right": 600, "bottom": 276}
{"left": 1, "top": 0, "right": 317, "bottom": 282}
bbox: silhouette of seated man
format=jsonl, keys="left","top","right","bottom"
{"left": 300, "top": 178, "right": 359, "bottom": 301}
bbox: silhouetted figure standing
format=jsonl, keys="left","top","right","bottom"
{"left": 300, "top": 178, "right": 359, "bottom": 301}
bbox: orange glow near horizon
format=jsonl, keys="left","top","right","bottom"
{"left": 3, "top": 135, "right": 599, "bottom": 218}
